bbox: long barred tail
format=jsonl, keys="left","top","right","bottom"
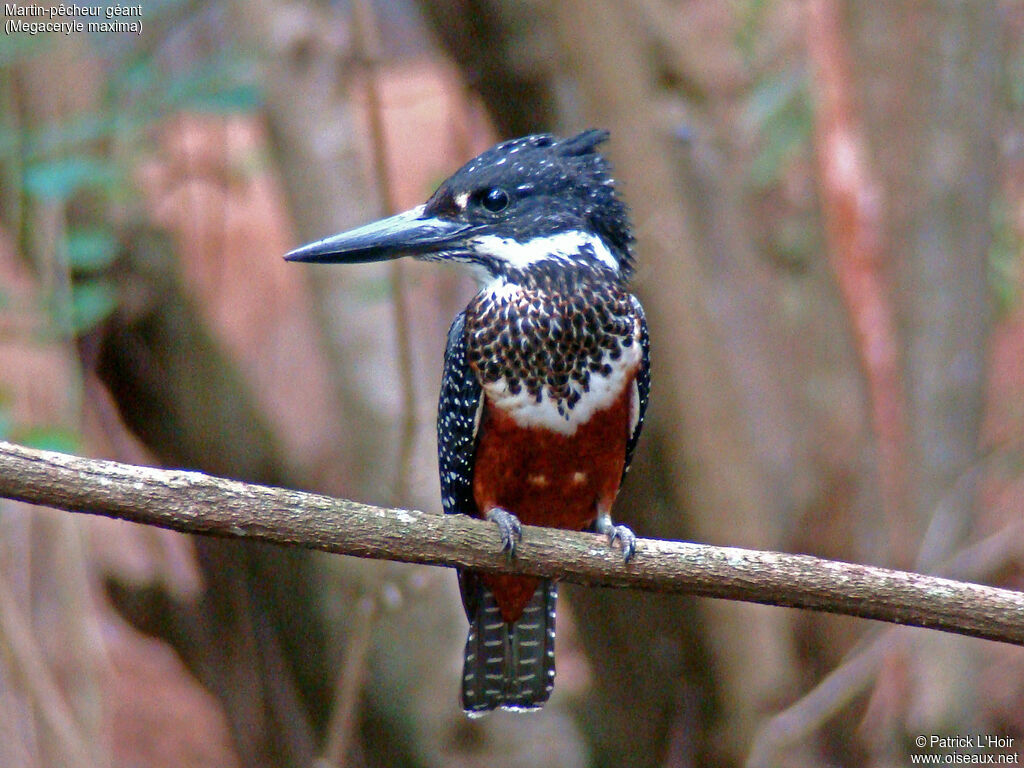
{"left": 461, "top": 580, "right": 557, "bottom": 715}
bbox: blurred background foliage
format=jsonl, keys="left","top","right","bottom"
{"left": 0, "top": 1, "right": 1023, "bottom": 767}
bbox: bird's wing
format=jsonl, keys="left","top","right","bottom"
{"left": 437, "top": 311, "right": 483, "bottom": 519}
{"left": 438, "top": 312, "right": 493, "bottom": 622}
{"left": 623, "top": 294, "right": 650, "bottom": 480}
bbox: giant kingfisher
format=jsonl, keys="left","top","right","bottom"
{"left": 286, "top": 129, "right": 650, "bottom": 715}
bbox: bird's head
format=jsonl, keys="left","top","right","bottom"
{"left": 285, "top": 130, "right": 635, "bottom": 286}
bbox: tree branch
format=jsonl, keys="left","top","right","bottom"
{"left": 2, "top": 440, "right": 1022, "bottom": 646}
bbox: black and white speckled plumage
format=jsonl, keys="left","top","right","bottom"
{"left": 624, "top": 295, "right": 650, "bottom": 480}
{"left": 437, "top": 312, "right": 481, "bottom": 519}
{"left": 458, "top": 574, "right": 556, "bottom": 715}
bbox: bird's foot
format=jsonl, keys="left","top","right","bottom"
{"left": 486, "top": 507, "right": 522, "bottom": 558}
{"left": 595, "top": 514, "right": 636, "bottom": 563}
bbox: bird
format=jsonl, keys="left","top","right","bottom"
{"left": 285, "top": 129, "right": 650, "bottom": 715}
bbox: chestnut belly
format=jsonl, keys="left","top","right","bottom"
{"left": 472, "top": 384, "right": 632, "bottom": 621}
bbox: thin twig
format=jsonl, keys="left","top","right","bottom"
{"left": 0, "top": 567, "right": 99, "bottom": 768}
{"left": 2, "top": 440, "right": 1024, "bottom": 647}
{"left": 323, "top": 4, "right": 411, "bottom": 765}
{"left": 319, "top": 595, "right": 377, "bottom": 768}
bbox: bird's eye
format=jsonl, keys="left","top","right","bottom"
{"left": 480, "top": 187, "right": 510, "bottom": 213}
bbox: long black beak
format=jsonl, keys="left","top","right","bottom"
{"left": 284, "top": 205, "right": 471, "bottom": 264}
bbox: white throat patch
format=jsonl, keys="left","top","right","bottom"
{"left": 468, "top": 231, "right": 619, "bottom": 272}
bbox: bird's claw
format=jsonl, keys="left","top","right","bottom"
{"left": 597, "top": 518, "right": 637, "bottom": 563}
{"left": 486, "top": 507, "right": 522, "bottom": 558}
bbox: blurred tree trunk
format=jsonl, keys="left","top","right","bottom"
{"left": 229, "top": 0, "right": 391, "bottom": 498}
{"left": 96, "top": 239, "right": 324, "bottom": 768}
{"left": 226, "top": 3, "right": 500, "bottom": 767}
{"left": 847, "top": 0, "right": 1000, "bottom": 755}
{"left": 851, "top": 1, "right": 997, "bottom": 561}
{"left": 96, "top": 234, "right": 426, "bottom": 768}
{"left": 415, "top": 0, "right": 562, "bottom": 137}
{"left": 6, "top": 34, "right": 111, "bottom": 768}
